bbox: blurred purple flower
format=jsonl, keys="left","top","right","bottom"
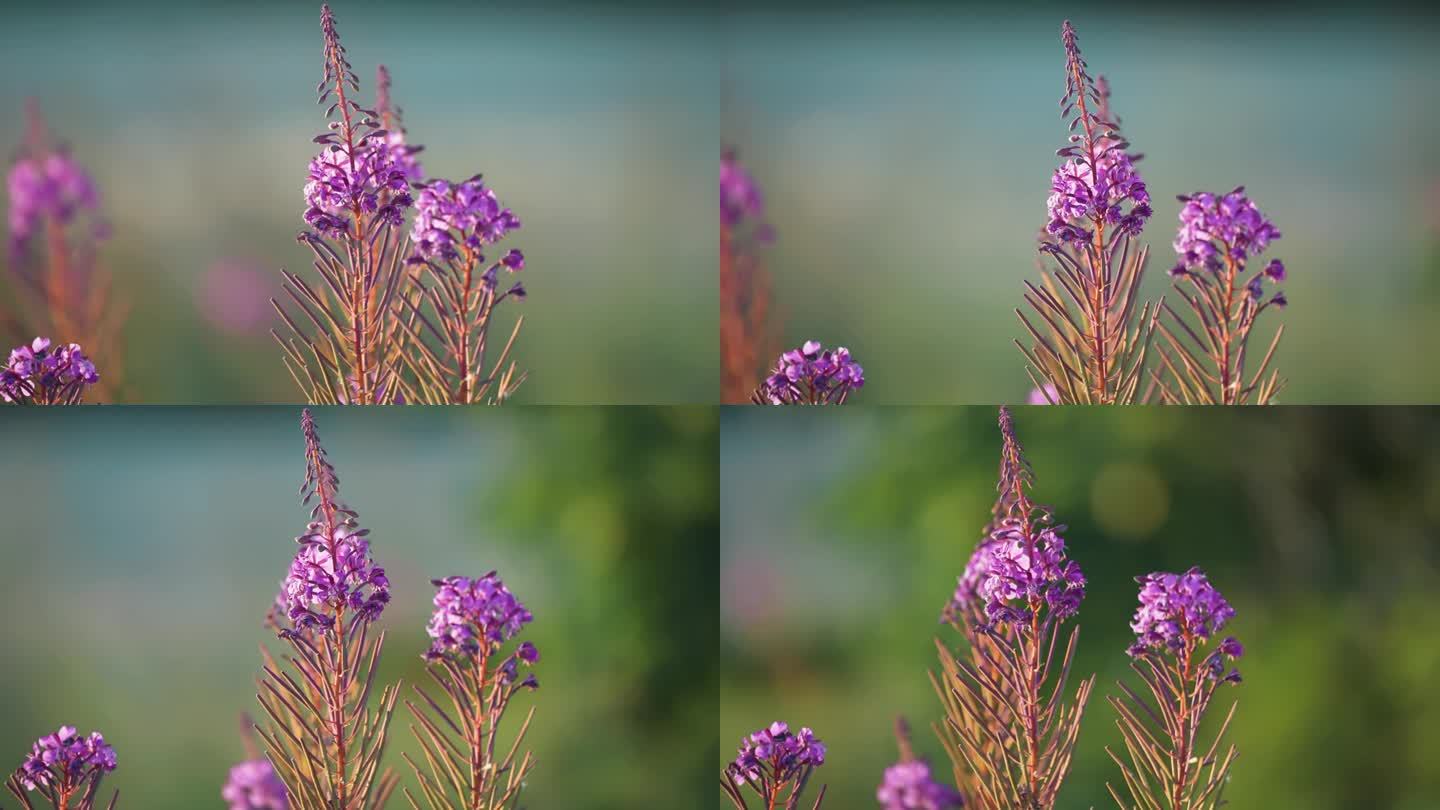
{"left": 222, "top": 758, "right": 287, "bottom": 810}
{"left": 14, "top": 726, "right": 116, "bottom": 792}
{"left": 876, "top": 759, "right": 963, "bottom": 810}
{"left": 720, "top": 150, "right": 766, "bottom": 230}
{"left": 424, "top": 572, "right": 535, "bottom": 662}
{"left": 6, "top": 151, "right": 104, "bottom": 257}
{"left": 200, "top": 258, "right": 274, "bottom": 336}
{"left": 1026, "top": 383, "right": 1059, "bottom": 405}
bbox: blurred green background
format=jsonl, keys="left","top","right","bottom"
{"left": 720, "top": 406, "right": 1440, "bottom": 808}
{"left": 723, "top": 7, "right": 1440, "bottom": 403}
{"left": 0, "top": 405, "right": 718, "bottom": 808}
{"left": 0, "top": 1, "right": 716, "bottom": 403}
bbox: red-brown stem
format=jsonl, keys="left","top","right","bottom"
{"left": 309, "top": 440, "right": 350, "bottom": 807}
{"left": 1024, "top": 602, "right": 1043, "bottom": 808}
{"left": 1068, "top": 56, "right": 1110, "bottom": 403}
{"left": 1218, "top": 254, "right": 1239, "bottom": 405}
{"left": 457, "top": 246, "right": 478, "bottom": 404}
{"left": 720, "top": 223, "right": 773, "bottom": 404}
{"left": 470, "top": 652, "right": 489, "bottom": 809}
{"left": 328, "top": 610, "right": 350, "bottom": 808}
{"left": 1171, "top": 635, "right": 1196, "bottom": 809}
{"left": 326, "top": 40, "right": 375, "bottom": 405}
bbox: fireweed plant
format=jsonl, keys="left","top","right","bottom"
{"left": 252, "top": 409, "right": 540, "bottom": 810}
{"left": 720, "top": 149, "right": 778, "bottom": 403}
{"left": 1156, "top": 191, "right": 1288, "bottom": 404}
{"left": 933, "top": 407, "right": 1092, "bottom": 809}
{"left": 722, "top": 722, "right": 828, "bottom": 810}
{"left": 876, "top": 718, "right": 963, "bottom": 810}
{"left": 401, "top": 574, "right": 539, "bottom": 810}
{"left": 750, "top": 341, "right": 865, "bottom": 404}
{"left": 255, "top": 408, "right": 401, "bottom": 809}
{"left": 1106, "top": 569, "right": 1243, "bottom": 810}
{"left": 274, "top": 5, "right": 529, "bottom": 405}
{"left": 1019, "top": 21, "right": 1289, "bottom": 404}
{"left": 4, "top": 726, "right": 118, "bottom": 810}
{"left": 3, "top": 100, "right": 122, "bottom": 403}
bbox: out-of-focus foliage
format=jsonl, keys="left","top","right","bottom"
{"left": 720, "top": 407, "right": 1440, "bottom": 809}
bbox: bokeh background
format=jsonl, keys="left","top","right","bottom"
{"left": 721, "top": 406, "right": 1440, "bottom": 808}
{"left": 0, "top": 406, "right": 718, "bottom": 808}
{"left": 0, "top": 1, "right": 716, "bottom": 403}
{"left": 723, "top": 5, "right": 1440, "bottom": 403}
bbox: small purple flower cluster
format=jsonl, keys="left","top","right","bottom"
{"left": 756, "top": 341, "right": 864, "bottom": 405}
{"left": 876, "top": 760, "right": 964, "bottom": 810}
{"left": 424, "top": 572, "right": 536, "bottom": 663}
{"left": 1, "top": 337, "right": 100, "bottom": 404}
{"left": 1128, "top": 567, "right": 1243, "bottom": 682}
{"left": 720, "top": 150, "right": 765, "bottom": 230}
{"left": 281, "top": 523, "right": 391, "bottom": 631}
{"left": 302, "top": 138, "right": 417, "bottom": 236}
{"left": 221, "top": 759, "right": 288, "bottom": 810}
{"left": 977, "top": 524, "right": 1086, "bottom": 624}
{"left": 727, "top": 722, "right": 826, "bottom": 787}
{"left": 1045, "top": 152, "right": 1151, "bottom": 244}
{"left": 15, "top": 726, "right": 116, "bottom": 791}
{"left": 1172, "top": 188, "right": 1281, "bottom": 269}
{"left": 409, "top": 177, "right": 523, "bottom": 265}
{"left": 6, "top": 151, "right": 103, "bottom": 256}
{"left": 1170, "top": 187, "right": 1287, "bottom": 307}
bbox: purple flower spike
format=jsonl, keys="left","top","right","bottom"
{"left": 410, "top": 571, "right": 541, "bottom": 805}
{"left": 9, "top": 725, "right": 117, "bottom": 802}
{"left": 424, "top": 572, "right": 536, "bottom": 662}
{"left": 753, "top": 341, "right": 864, "bottom": 405}
{"left": 1044, "top": 21, "right": 1150, "bottom": 246}
{"left": 1, "top": 337, "right": 100, "bottom": 405}
{"left": 222, "top": 758, "right": 288, "bottom": 810}
{"left": 1161, "top": 187, "right": 1290, "bottom": 403}
{"left": 877, "top": 760, "right": 964, "bottom": 810}
{"left": 276, "top": 410, "right": 390, "bottom": 634}
{"left": 1111, "top": 567, "right": 1245, "bottom": 806}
